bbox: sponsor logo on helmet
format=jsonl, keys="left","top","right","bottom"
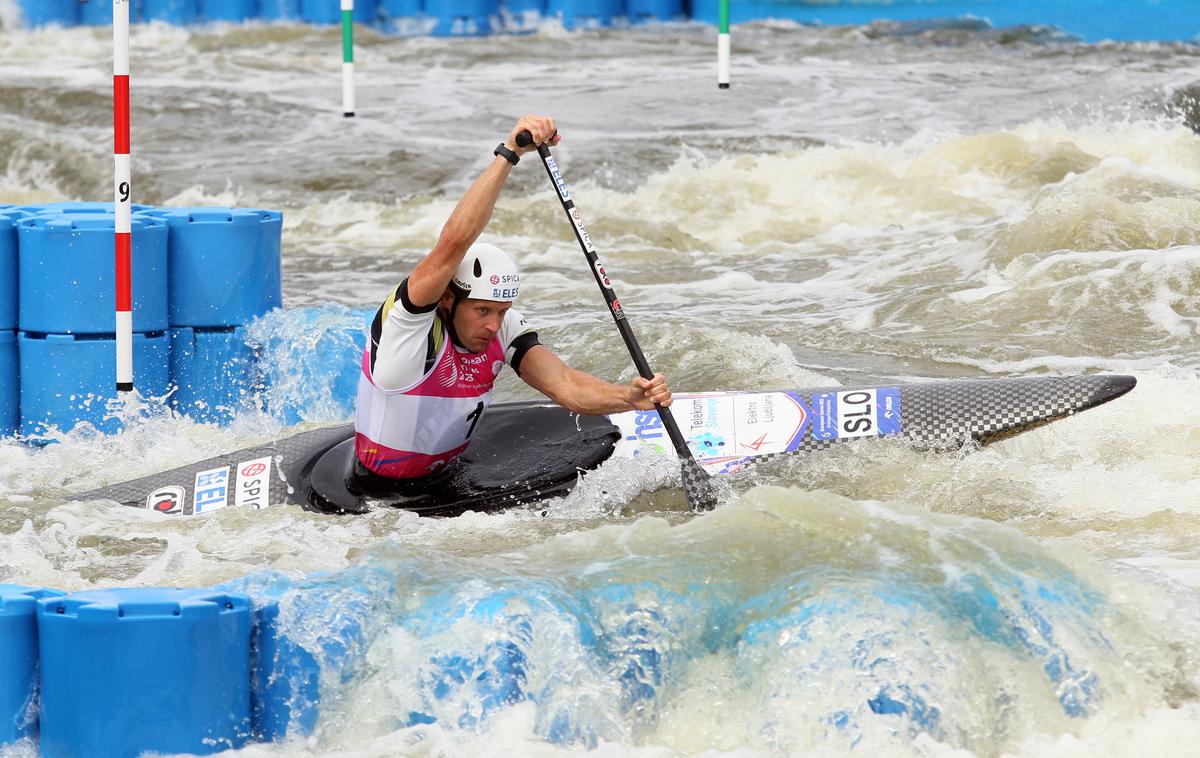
{"left": 491, "top": 287, "right": 518, "bottom": 300}
{"left": 490, "top": 274, "right": 500, "bottom": 285}
{"left": 146, "top": 485, "right": 186, "bottom": 514}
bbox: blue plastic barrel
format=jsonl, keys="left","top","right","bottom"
{"left": 251, "top": 601, "right": 322, "bottom": 740}
{"left": 300, "top": 0, "right": 340, "bottom": 24}
{"left": 547, "top": 0, "right": 623, "bottom": 28}
{"left": 354, "top": 0, "right": 381, "bottom": 24}
{"left": 171, "top": 326, "right": 260, "bottom": 423}
{"left": 16, "top": 0, "right": 78, "bottom": 27}
{"left": 379, "top": 0, "right": 423, "bottom": 33}
{"left": 0, "top": 585, "right": 65, "bottom": 747}
{"left": 259, "top": 0, "right": 302, "bottom": 21}
{"left": 141, "top": 0, "right": 200, "bottom": 24}
{"left": 78, "top": 0, "right": 112, "bottom": 26}
{"left": 139, "top": 207, "right": 282, "bottom": 328}
{"left": 627, "top": 0, "right": 680, "bottom": 23}
{"left": 19, "top": 331, "right": 171, "bottom": 437}
{"left": 77, "top": 0, "right": 144, "bottom": 25}
{"left": 37, "top": 588, "right": 251, "bottom": 758}
{"left": 299, "top": 0, "right": 380, "bottom": 24}
{"left": 20, "top": 201, "right": 156, "bottom": 216}
{"left": 0, "top": 212, "right": 17, "bottom": 331}
{"left": 500, "top": 0, "right": 545, "bottom": 31}
{"left": 18, "top": 214, "right": 168, "bottom": 335}
{"left": 427, "top": 0, "right": 498, "bottom": 35}
{"left": 0, "top": 332, "right": 15, "bottom": 438}
{"left": 200, "top": 0, "right": 258, "bottom": 22}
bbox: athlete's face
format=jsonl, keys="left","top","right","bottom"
{"left": 449, "top": 296, "right": 512, "bottom": 353}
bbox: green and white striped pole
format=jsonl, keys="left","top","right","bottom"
{"left": 718, "top": 0, "right": 730, "bottom": 89}
{"left": 341, "top": 0, "right": 355, "bottom": 117}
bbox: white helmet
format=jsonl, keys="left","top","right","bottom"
{"left": 450, "top": 242, "right": 520, "bottom": 302}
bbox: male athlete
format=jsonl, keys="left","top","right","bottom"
{"left": 353, "top": 115, "right": 671, "bottom": 489}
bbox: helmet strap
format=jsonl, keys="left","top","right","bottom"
{"left": 442, "top": 295, "right": 469, "bottom": 351}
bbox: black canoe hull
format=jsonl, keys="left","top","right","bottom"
{"left": 76, "top": 374, "right": 1136, "bottom": 516}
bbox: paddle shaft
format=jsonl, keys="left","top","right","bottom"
{"left": 516, "top": 131, "right": 712, "bottom": 500}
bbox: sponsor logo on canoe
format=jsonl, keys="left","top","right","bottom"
{"left": 193, "top": 466, "right": 230, "bottom": 515}
{"left": 235, "top": 456, "right": 272, "bottom": 510}
{"left": 146, "top": 485, "right": 186, "bottom": 515}
{"left": 811, "top": 387, "right": 901, "bottom": 440}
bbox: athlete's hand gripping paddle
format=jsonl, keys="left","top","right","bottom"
{"left": 517, "top": 129, "right": 718, "bottom": 512}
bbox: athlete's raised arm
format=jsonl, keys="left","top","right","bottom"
{"left": 405, "top": 115, "right": 561, "bottom": 308}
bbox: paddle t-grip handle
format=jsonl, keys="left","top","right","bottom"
{"left": 515, "top": 130, "right": 534, "bottom": 148}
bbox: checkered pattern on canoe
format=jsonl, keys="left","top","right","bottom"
{"left": 734, "top": 374, "right": 1133, "bottom": 467}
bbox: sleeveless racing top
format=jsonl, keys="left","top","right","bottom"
{"left": 353, "top": 278, "right": 539, "bottom": 479}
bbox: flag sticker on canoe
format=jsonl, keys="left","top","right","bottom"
{"left": 193, "top": 466, "right": 230, "bottom": 514}
{"left": 812, "top": 387, "right": 902, "bottom": 440}
{"left": 234, "top": 456, "right": 272, "bottom": 510}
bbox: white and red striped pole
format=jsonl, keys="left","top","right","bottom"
{"left": 114, "top": 0, "right": 133, "bottom": 392}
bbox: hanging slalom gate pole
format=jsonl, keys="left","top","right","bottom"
{"left": 717, "top": 0, "right": 730, "bottom": 89}
{"left": 342, "top": 0, "right": 355, "bottom": 117}
{"left": 114, "top": 0, "right": 133, "bottom": 392}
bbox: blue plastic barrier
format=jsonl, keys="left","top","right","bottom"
{"left": 37, "top": 588, "right": 252, "bottom": 758}
{"left": 200, "top": 0, "right": 258, "bottom": 22}
{"left": 0, "top": 212, "right": 17, "bottom": 331}
{"left": 17, "top": 214, "right": 169, "bottom": 335}
{"left": 19, "top": 201, "right": 155, "bottom": 216}
{"left": 0, "top": 332, "right": 15, "bottom": 438}
{"left": 15, "top": 0, "right": 78, "bottom": 27}
{"left": 0, "top": 585, "right": 65, "bottom": 748}
{"left": 19, "top": 331, "right": 171, "bottom": 436}
{"left": 139, "top": 208, "right": 281, "bottom": 327}
{"left": 171, "top": 326, "right": 260, "bottom": 423}
{"left": 686, "top": 0, "right": 1200, "bottom": 43}
{"left": 259, "top": 0, "right": 303, "bottom": 21}
{"left": 500, "top": 0, "right": 544, "bottom": 31}
{"left": 627, "top": 0, "right": 680, "bottom": 24}
{"left": 546, "top": 0, "right": 624, "bottom": 28}
{"left": 427, "top": 0, "right": 499, "bottom": 35}
{"left": 141, "top": 0, "right": 200, "bottom": 25}
{"left": 302, "top": 0, "right": 380, "bottom": 25}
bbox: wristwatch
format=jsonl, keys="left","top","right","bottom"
{"left": 494, "top": 143, "right": 519, "bottom": 166}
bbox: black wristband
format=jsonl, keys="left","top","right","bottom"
{"left": 494, "top": 143, "right": 519, "bottom": 166}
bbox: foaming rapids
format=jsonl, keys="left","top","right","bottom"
{"left": 204, "top": 489, "right": 1200, "bottom": 756}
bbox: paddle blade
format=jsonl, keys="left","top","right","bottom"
{"left": 682, "top": 458, "right": 719, "bottom": 511}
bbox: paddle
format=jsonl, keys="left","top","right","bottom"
{"left": 516, "top": 130, "right": 718, "bottom": 512}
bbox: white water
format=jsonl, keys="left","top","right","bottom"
{"left": 2, "top": 17, "right": 1200, "bottom": 758}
